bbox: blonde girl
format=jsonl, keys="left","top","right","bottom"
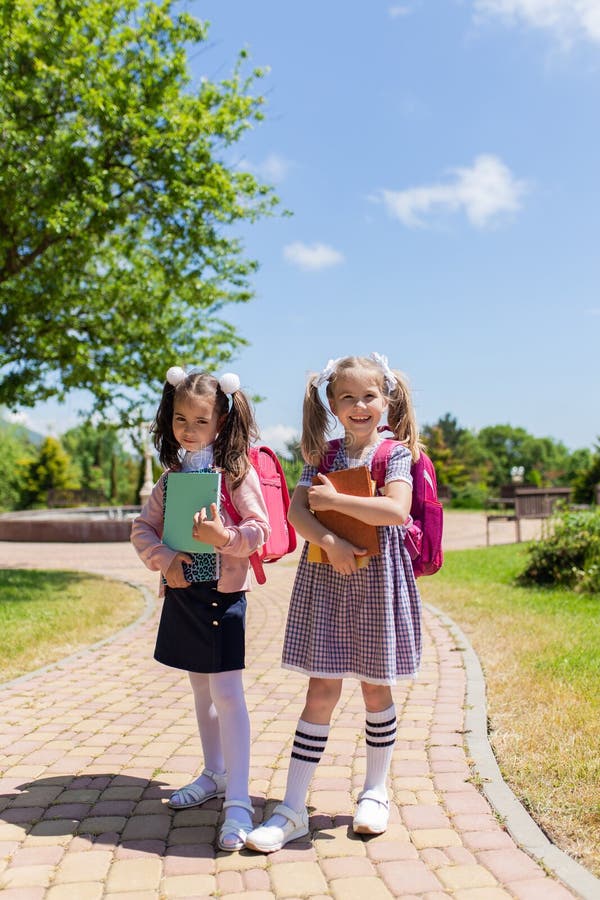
{"left": 246, "top": 353, "right": 421, "bottom": 852}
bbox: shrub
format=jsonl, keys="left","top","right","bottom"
{"left": 518, "top": 509, "right": 600, "bottom": 593}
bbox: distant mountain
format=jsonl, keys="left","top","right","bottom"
{"left": 0, "top": 413, "right": 46, "bottom": 447}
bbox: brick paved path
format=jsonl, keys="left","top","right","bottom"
{"left": 0, "top": 533, "right": 595, "bottom": 899}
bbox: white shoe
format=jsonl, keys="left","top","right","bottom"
{"left": 245, "top": 802, "right": 309, "bottom": 853}
{"left": 168, "top": 768, "right": 227, "bottom": 809}
{"left": 218, "top": 800, "right": 254, "bottom": 852}
{"left": 352, "top": 789, "right": 389, "bottom": 834}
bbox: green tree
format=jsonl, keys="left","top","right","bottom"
{"left": 62, "top": 421, "right": 139, "bottom": 504}
{"left": 572, "top": 442, "right": 600, "bottom": 504}
{"left": 0, "top": 418, "right": 36, "bottom": 510}
{"left": 22, "top": 436, "right": 79, "bottom": 507}
{"left": 0, "top": 0, "right": 278, "bottom": 420}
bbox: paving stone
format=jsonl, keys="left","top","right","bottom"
{"left": 0, "top": 863, "right": 54, "bottom": 888}
{"left": 436, "top": 863, "right": 499, "bottom": 890}
{"left": 54, "top": 849, "right": 112, "bottom": 883}
{"left": 410, "top": 827, "right": 463, "bottom": 849}
{"left": 46, "top": 885, "right": 104, "bottom": 900}
{"left": 312, "top": 825, "right": 367, "bottom": 858}
{"left": 269, "top": 860, "right": 328, "bottom": 895}
{"left": 104, "top": 857, "right": 163, "bottom": 892}
{"left": 378, "top": 859, "right": 444, "bottom": 894}
{"left": 477, "top": 849, "right": 549, "bottom": 883}
{"left": 159, "top": 873, "right": 216, "bottom": 896}
{"left": 330, "top": 875, "right": 394, "bottom": 900}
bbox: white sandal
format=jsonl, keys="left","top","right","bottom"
{"left": 218, "top": 800, "right": 255, "bottom": 852}
{"left": 244, "top": 802, "right": 309, "bottom": 853}
{"left": 168, "top": 768, "right": 227, "bottom": 809}
{"left": 352, "top": 789, "right": 389, "bottom": 834}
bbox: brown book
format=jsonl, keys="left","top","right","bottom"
{"left": 308, "top": 466, "right": 379, "bottom": 563}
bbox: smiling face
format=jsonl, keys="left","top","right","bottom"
{"left": 328, "top": 367, "right": 388, "bottom": 452}
{"left": 172, "top": 393, "right": 225, "bottom": 452}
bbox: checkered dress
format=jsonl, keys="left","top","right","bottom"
{"left": 282, "top": 440, "right": 422, "bottom": 685}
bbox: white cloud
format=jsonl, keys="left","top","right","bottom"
{"left": 239, "top": 153, "right": 294, "bottom": 183}
{"left": 389, "top": 5, "right": 411, "bottom": 17}
{"left": 259, "top": 424, "right": 298, "bottom": 455}
{"left": 474, "top": 0, "right": 600, "bottom": 46}
{"left": 377, "top": 154, "right": 528, "bottom": 228}
{"left": 5, "top": 410, "right": 30, "bottom": 426}
{"left": 283, "top": 241, "right": 345, "bottom": 270}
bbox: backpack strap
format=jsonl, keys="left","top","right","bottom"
{"left": 220, "top": 480, "right": 266, "bottom": 586}
{"left": 317, "top": 438, "right": 344, "bottom": 474}
{"left": 370, "top": 439, "right": 401, "bottom": 490}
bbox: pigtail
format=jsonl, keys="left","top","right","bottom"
{"left": 386, "top": 369, "right": 422, "bottom": 462}
{"left": 214, "top": 388, "right": 259, "bottom": 490}
{"left": 151, "top": 381, "right": 181, "bottom": 470}
{"left": 301, "top": 377, "right": 334, "bottom": 466}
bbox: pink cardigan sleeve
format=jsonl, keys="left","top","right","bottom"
{"left": 130, "top": 474, "right": 179, "bottom": 575}
{"left": 130, "top": 467, "right": 270, "bottom": 575}
{"left": 219, "top": 466, "right": 270, "bottom": 556}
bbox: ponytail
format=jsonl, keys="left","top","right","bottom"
{"left": 301, "top": 378, "right": 335, "bottom": 466}
{"left": 214, "top": 388, "right": 259, "bottom": 489}
{"left": 386, "top": 369, "right": 422, "bottom": 462}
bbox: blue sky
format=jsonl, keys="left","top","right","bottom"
{"left": 14, "top": 0, "right": 600, "bottom": 452}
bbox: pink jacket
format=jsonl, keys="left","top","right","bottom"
{"left": 131, "top": 466, "right": 270, "bottom": 594}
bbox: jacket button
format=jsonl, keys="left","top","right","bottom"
{"left": 212, "top": 620, "right": 219, "bottom": 627}
{"left": 212, "top": 602, "right": 218, "bottom": 607}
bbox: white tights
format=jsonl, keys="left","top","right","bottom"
{"left": 188, "top": 670, "right": 251, "bottom": 808}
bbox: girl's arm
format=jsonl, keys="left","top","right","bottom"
{"left": 288, "top": 484, "right": 369, "bottom": 576}
{"left": 192, "top": 466, "right": 270, "bottom": 557}
{"left": 308, "top": 474, "right": 412, "bottom": 525}
{"left": 130, "top": 476, "right": 192, "bottom": 584}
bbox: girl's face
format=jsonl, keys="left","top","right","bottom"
{"left": 329, "top": 368, "right": 387, "bottom": 445}
{"left": 172, "top": 393, "right": 224, "bottom": 452}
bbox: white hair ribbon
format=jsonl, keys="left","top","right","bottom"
{"left": 313, "top": 357, "right": 342, "bottom": 388}
{"left": 369, "top": 352, "right": 396, "bottom": 392}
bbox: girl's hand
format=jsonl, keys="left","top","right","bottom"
{"left": 308, "top": 473, "right": 338, "bottom": 512}
{"left": 164, "top": 552, "right": 193, "bottom": 588}
{"left": 324, "top": 537, "right": 367, "bottom": 576}
{"left": 192, "top": 504, "right": 229, "bottom": 548}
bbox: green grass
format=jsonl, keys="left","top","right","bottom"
{"left": 420, "top": 544, "right": 600, "bottom": 877}
{"left": 0, "top": 569, "right": 145, "bottom": 682}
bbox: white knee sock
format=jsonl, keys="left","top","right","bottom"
{"left": 274, "top": 719, "right": 329, "bottom": 820}
{"left": 363, "top": 704, "right": 397, "bottom": 800}
{"left": 188, "top": 671, "right": 225, "bottom": 785}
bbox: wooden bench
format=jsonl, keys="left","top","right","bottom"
{"left": 486, "top": 487, "right": 572, "bottom": 545}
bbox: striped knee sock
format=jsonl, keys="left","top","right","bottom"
{"left": 363, "top": 705, "right": 397, "bottom": 799}
{"left": 281, "top": 719, "right": 330, "bottom": 813}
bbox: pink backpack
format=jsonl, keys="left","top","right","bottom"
{"left": 221, "top": 446, "right": 297, "bottom": 585}
{"left": 319, "top": 437, "right": 443, "bottom": 578}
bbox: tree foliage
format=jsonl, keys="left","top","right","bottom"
{"left": 21, "top": 436, "right": 79, "bottom": 507}
{"left": 0, "top": 0, "right": 278, "bottom": 419}
{"left": 62, "top": 421, "right": 139, "bottom": 504}
{"left": 0, "top": 418, "right": 36, "bottom": 510}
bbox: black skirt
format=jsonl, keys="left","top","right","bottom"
{"left": 154, "top": 581, "right": 246, "bottom": 673}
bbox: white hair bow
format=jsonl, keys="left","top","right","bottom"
{"left": 369, "top": 352, "right": 395, "bottom": 392}
{"left": 313, "top": 357, "right": 341, "bottom": 388}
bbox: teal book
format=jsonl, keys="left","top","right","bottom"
{"left": 163, "top": 471, "right": 222, "bottom": 553}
